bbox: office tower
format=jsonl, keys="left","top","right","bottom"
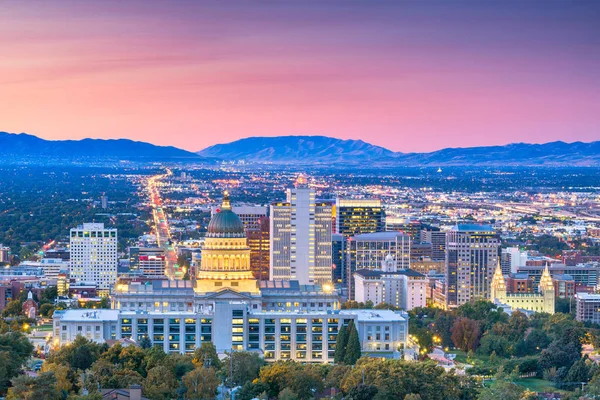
{"left": 421, "top": 229, "right": 446, "bottom": 261}
{"left": 410, "top": 242, "right": 432, "bottom": 262}
{"left": 386, "top": 219, "right": 424, "bottom": 242}
{"left": 247, "top": 216, "right": 270, "bottom": 280}
{"left": 211, "top": 205, "right": 268, "bottom": 231}
{"left": 129, "top": 247, "right": 166, "bottom": 277}
{"left": 346, "top": 232, "right": 410, "bottom": 299}
{"left": 0, "top": 245, "right": 9, "bottom": 263}
{"left": 500, "top": 247, "right": 528, "bottom": 275}
{"left": 270, "top": 186, "right": 332, "bottom": 285}
{"left": 445, "top": 224, "right": 500, "bottom": 308}
{"left": 332, "top": 234, "right": 345, "bottom": 284}
{"left": 101, "top": 195, "right": 108, "bottom": 210}
{"left": 335, "top": 199, "right": 384, "bottom": 236}
{"left": 69, "top": 223, "right": 117, "bottom": 297}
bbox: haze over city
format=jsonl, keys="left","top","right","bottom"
{"left": 2, "top": 0, "right": 599, "bottom": 152}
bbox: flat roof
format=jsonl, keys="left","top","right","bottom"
{"left": 58, "top": 309, "right": 120, "bottom": 322}
{"left": 351, "top": 232, "right": 409, "bottom": 241}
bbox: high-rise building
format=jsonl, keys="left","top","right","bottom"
{"left": 421, "top": 229, "right": 446, "bottom": 261}
{"left": 346, "top": 232, "right": 410, "bottom": 299}
{"left": 501, "top": 247, "right": 528, "bottom": 275}
{"left": 332, "top": 234, "right": 345, "bottom": 284}
{"left": 101, "top": 195, "right": 108, "bottom": 210}
{"left": 69, "top": 223, "right": 117, "bottom": 297}
{"left": 270, "top": 186, "right": 332, "bottom": 285}
{"left": 247, "top": 216, "right": 270, "bottom": 281}
{"left": 445, "top": 224, "right": 500, "bottom": 308}
{"left": 335, "top": 199, "right": 384, "bottom": 236}
{"left": 211, "top": 205, "right": 268, "bottom": 232}
{"left": 386, "top": 219, "right": 424, "bottom": 242}
{"left": 129, "top": 247, "right": 166, "bottom": 277}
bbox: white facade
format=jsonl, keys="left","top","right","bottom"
{"left": 501, "top": 247, "right": 528, "bottom": 275}
{"left": 270, "top": 187, "right": 332, "bottom": 285}
{"left": 20, "top": 258, "right": 69, "bottom": 280}
{"left": 69, "top": 223, "right": 118, "bottom": 296}
{"left": 54, "top": 304, "right": 410, "bottom": 361}
{"left": 354, "top": 256, "right": 427, "bottom": 310}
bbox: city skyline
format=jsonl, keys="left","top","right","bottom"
{"left": 2, "top": 1, "right": 599, "bottom": 153}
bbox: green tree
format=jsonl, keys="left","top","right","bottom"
{"left": 334, "top": 324, "right": 348, "bottom": 363}
{"left": 278, "top": 388, "right": 299, "bottom": 400}
{"left": 220, "top": 351, "right": 265, "bottom": 387}
{"left": 0, "top": 331, "right": 34, "bottom": 394}
{"left": 182, "top": 367, "right": 220, "bottom": 400}
{"left": 6, "top": 372, "right": 62, "bottom": 400}
{"left": 139, "top": 335, "right": 152, "bottom": 349}
{"left": 477, "top": 369, "right": 527, "bottom": 400}
{"left": 2, "top": 300, "right": 23, "bottom": 317}
{"left": 143, "top": 365, "right": 178, "bottom": 400}
{"left": 477, "top": 335, "right": 510, "bottom": 358}
{"left": 192, "top": 342, "right": 221, "bottom": 369}
{"left": 344, "top": 322, "right": 361, "bottom": 365}
{"left": 39, "top": 303, "right": 55, "bottom": 318}
{"left": 347, "top": 384, "right": 378, "bottom": 400}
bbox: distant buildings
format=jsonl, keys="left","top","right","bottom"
{"left": 270, "top": 186, "right": 332, "bottom": 285}
{"left": 445, "top": 224, "right": 500, "bottom": 308}
{"left": 346, "top": 232, "right": 410, "bottom": 299}
{"left": 129, "top": 247, "right": 166, "bottom": 277}
{"left": 69, "top": 223, "right": 117, "bottom": 297}
{"left": 354, "top": 254, "right": 428, "bottom": 310}
{"left": 0, "top": 244, "right": 9, "bottom": 263}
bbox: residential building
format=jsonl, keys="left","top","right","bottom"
{"left": 69, "top": 223, "right": 118, "bottom": 297}
{"left": 575, "top": 293, "right": 600, "bottom": 324}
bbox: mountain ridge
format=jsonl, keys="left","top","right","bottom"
{"left": 0, "top": 132, "right": 199, "bottom": 160}
{"left": 197, "top": 135, "right": 600, "bottom": 166}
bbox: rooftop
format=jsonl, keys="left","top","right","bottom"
{"left": 351, "top": 231, "right": 409, "bottom": 241}
{"left": 354, "top": 268, "right": 425, "bottom": 278}
{"left": 453, "top": 224, "right": 495, "bottom": 232}
{"left": 58, "top": 309, "right": 120, "bottom": 322}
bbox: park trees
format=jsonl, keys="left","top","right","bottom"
{"left": 181, "top": 367, "right": 220, "bottom": 400}
{"left": 451, "top": 317, "right": 481, "bottom": 352}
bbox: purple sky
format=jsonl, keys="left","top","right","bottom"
{"left": 1, "top": 1, "right": 598, "bottom": 152}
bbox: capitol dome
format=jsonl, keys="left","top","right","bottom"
{"left": 207, "top": 192, "right": 245, "bottom": 238}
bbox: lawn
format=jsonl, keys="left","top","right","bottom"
{"left": 513, "top": 378, "right": 569, "bottom": 394}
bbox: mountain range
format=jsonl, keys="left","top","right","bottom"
{"left": 1, "top": 132, "right": 599, "bottom": 166}
{"left": 0, "top": 132, "right": 198, "bottom": 160}
{"left": 198, "top": 135, "right": 600, "bottom": 166}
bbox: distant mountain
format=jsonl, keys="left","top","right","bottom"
{"left": 198, "top": 135, "right": 395, "bottom": 162}
{"left": 0, "top": 132, "right": 199, "bottom": 161}
{"left": 197, "top": 135, "right": 600, "bottom": 166}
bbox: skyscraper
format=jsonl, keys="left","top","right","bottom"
{"left": 332, "top": 234, "right": 345, "bottom": 284}
{"left": 335, "top": 199, "right": 384, "bottom": 236}
{"left": 346, "top": 231, "right": 411, "bottom": 299}
{"left": 445, "top": 224, "right": 500, "bottom": 308}
{"left": 69, "top": 223, "right": 117, "bottom": 297}
{"left": 421, "top": 228, "right": 446, "bottom": 261}
{"left": 270, "top": 185, "right": 332, "bottom": 285}
{"left": 210, "top": 205, "right": 267, "bottom": 231}
{"left": 247, "top": 216, "right": 270, "bottom": 281}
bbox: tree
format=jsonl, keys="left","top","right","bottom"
{"left": 39, "top": 303, "right": 55, "bottom": 318}
{"left": 47, "top": 335, "right": 103, "bottom": 371}
{"left": 344, "top": 322, "right": 361, "bottom": 365}
{"left": 0, "top": 331, "right": 34, "bottom": 394}
{"left": 6, "top": 372, "right": 62, "bottom": 400}
{"left": 2, "top": 300, "right": 22, "bottom": 317}
{"left": 477, "top": 369, "right": 525, "bottom": 400}
{"left": 477, "top": 335, "right": 510, "bottom": 358}
{"left": 278, "top": 388, "right": 299, "bottom": 400}
{"left": 139, "top": 335, "right": 152, "bottom": 349}
{"left": 451, "top": 317, "right": 481, "bottom": 352}
{"left": 404, "top": 395, "right": 422, "bottom": 400}
{"left": 220, "top": 351, "right": 265, "bottom": 387}
{"left": 347, "top": 384, "right": 378, "bottom": 400}
{"left": 41, "top": 362, "right": 73, "bottom": 394}
{"left": 182, "top": 367, "right": 220, "bottom": 400}
{"left": 192, "top": 342, "right": 221, "bottom": 369}
{"left": 143, "top": 365, "right": 178, "bottom": 400}
{"left": 334, "top": 324, "right": 348, "bottom": 363}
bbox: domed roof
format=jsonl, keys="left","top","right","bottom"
{"left": 207, "top": 192, "right": 246, "bottom": 238}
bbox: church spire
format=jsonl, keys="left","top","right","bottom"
{"left": 490, "top": 260, "right": 506, "bottom": 302}
{"left": 539, "top": 265, "right": 554, "bottom": 293}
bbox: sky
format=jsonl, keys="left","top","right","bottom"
{"left": 1, "top": 1, "right": 599, "bottom": 153}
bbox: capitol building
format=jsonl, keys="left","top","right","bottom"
{"left": 54, "top": 194, "right": 410, "bottom": 362}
